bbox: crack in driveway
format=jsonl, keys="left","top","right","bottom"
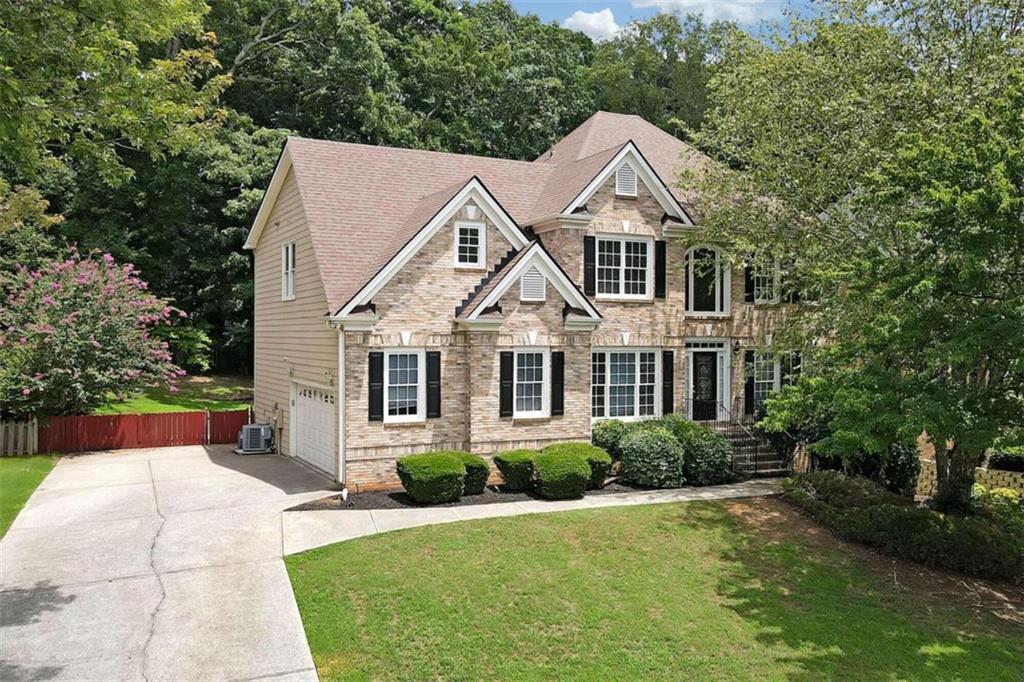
{"left": 139, "top": 460, "right": 167, "bottom": 682}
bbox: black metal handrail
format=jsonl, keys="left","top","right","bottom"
{"left": 681, "top": 399, "right": 766, "bottom": 477}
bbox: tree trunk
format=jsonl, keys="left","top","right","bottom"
{"left": 931, "top": 440, "right": 981, "bottom": 514}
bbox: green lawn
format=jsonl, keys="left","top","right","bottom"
{"left": 286, "top": 500, "right": 1023, "bottom": 681}
{"left": 93, "top": 375, "right": 252, "bottom": 414}
{"left": 0, "top": 454, "right": 57, "bottom": 537}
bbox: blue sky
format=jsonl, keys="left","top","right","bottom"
{"left": 509, "top": 0, "right": 818, "bottom": 40}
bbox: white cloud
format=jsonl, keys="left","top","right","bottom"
{"left": 631, "top": 0, "right": 779, "bottom": 24}
{"left": 563, "top": 8, "right": 622, "bottom": 42}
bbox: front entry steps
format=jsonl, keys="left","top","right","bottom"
{"left": 721, "top": 429, "right": 791, "bottom": 479}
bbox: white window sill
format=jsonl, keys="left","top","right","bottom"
{"left": 383, "top": 418, "right": 427, "bottom": 427}
{"left": 512, "top": 414, "right": 550, "bottom": 423}
{"left": 685, "top": 311, "right": 731, "bottom": 319}
{"left": 454, "top": 265, "right": 486, "bottom": 272}
{"left": 281, "top": 295, "right": 296, "bottom": 302}
{"left": 597, "top": 295, "right": 653, "bottom": 303}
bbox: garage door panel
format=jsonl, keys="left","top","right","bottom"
{"left": 293, "top": 385, "right": 336, "bottom": 477}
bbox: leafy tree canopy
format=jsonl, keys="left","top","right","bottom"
{"left": 697, "top": 0, "right": 1024, "bottom": 512}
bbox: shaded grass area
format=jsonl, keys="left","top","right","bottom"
{"left": 93, "top": 375, "right": 252, "bottom": 414}
{"left": 0, "top": 455, "right": 57, "bottom": 537}
{"left": 287, "top": 500, "right": 1023, "bottom": 681}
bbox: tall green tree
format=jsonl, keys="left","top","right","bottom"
{"left": 0, "top": 0, "right": 229, "bottom": 186}
{"left": 588, "top": 13, "right": 731, "bottom": 136}
{"left": 696, "top": 0, "right": 1024, "bottom": 512}
{"left": 209, "top": 0, "right": 595, "bottom": 159}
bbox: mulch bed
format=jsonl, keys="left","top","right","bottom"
{"left": 287, "top": 479, "right": 651, "bottom": 512}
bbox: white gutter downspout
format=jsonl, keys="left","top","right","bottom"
{"left": 337, "top": 328, "right": 346, "bottom": 488}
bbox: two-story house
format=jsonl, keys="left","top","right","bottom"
{"left": 243, "top": 112, "right": 795, "bottom": 488}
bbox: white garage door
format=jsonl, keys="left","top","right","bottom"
{"left": 293, "top": 385, "right": 336, "bottom": 477}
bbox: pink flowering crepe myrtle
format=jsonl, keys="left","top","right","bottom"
{"left": 0, "top": 249, "right": 188, "bottom": 417}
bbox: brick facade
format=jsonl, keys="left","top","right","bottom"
{"left": 338, "top": 174, "right": 792, "bottom": 489}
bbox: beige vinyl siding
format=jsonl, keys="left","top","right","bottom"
{"left": 253, "top": 167, "right": 339, "bottom": 469}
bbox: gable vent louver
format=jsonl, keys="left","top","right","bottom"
{"left": 520, "top": 265, "right": 546, "bottom": 302}
{"left": 615, "top": 163, "right": 638, "bottom": 197}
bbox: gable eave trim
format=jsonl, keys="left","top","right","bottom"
{"left": 562, "top": 142, "right": 695, "bottom": 227}
{"left": 465, "top": 243, "right": 602, "bottom": 322}
{"left": 333, "top": 177, "right": 530, "bottom": 318}
{"left": 243, "top": 141, "right": 293, "bottom": 250}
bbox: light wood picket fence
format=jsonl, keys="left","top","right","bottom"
{"left": 0, "top": 418, "right": 38, "bottom": 456}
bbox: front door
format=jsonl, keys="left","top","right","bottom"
{"left": 692, "top": 352, "right": 718, "bottom": 421}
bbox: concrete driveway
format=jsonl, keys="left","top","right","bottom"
{"left": 1, "top": 445, "right": 337, "bottom": 682}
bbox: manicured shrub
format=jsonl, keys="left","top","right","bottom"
{"left": 396, "top": 453, "right": 465, "bottom": 504}
{"left": 543, "top": 442, "right": 612, "bottom": 489}
{"left": 619, "top": 426, "right": 685, "bottom": 488}
{"left": 453, "top": 452, "right": 490, "bottom": 495}
{"left": 988, "top": 447, "right": 1024, "bottom": 473}
{"left": 533, "top": 450, "right": 590, "bottom": 500}
{"left": 494, "top": 449, "right": 537, "bottom": 491}
{"left": 591, "top": 419, "right": 632, "bottom": 459}
{"left": 656, "top": 414, "right": 733, "bottom": 486}
{"left": 782, "top": 472, "right": 1024, "bottom": 583}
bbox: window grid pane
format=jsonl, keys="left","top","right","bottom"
{"left": 597, "top": 240, "right": 621, "bottom": 295}
{"left": 639, "top": 352, "right": 656, "bottom": 416}
{"left": 608, "top": 352, "right": 636, "bottom": 417}
{"left": 753, "top": 264, "right": 775, "bottom": 303}
{"left": 591, "top": 353, "right": 606, "bottom": 417}
{"left": 387, "top": 353, "right": 419, "bottom": 416}
{"left": 624, "top": 241, "right": 648, "bottom": 295}
{"left": 753, "top": 352, "right": 775, "bottom": 410}
{"left": 457, "top": 225, "right": 480, "bottom": 264}
{"left": 515, "top": 352, "right": 544, "bottom": 413}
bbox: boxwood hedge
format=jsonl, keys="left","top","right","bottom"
{"left": 542, "top": 442, "right": 612, "bottom": 489}
{"left": 494, "top": 449, "right": 537, "bottom": 491}
{"left": 533, "top": 450, "right": 590, "bottom": 499}
{"left": 396, "top": 452, "right": 465, "bottom": 504}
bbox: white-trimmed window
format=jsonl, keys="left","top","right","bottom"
{"left": 454, "top": 221, "right": 485, "bottom": 268}
{"left": 597, "top": 236, "right": 652, "bottom": 299}
{"left": 752, "top": 351, "right": 780, "bottom": 411}
{"left": 520, "top": 265, "right": 546, "bottom": 302}
{"left": 753, "top": 261, "right": 780, "bottom": 304}
{"left": 686, "top": 246, "right": 729, "bottom": 315}
{"left": 592, "top": 349, "right": 659, "bottom": 419}
{"left": 384, "top": 349, "right": 426, "bottom": 423}
{"left": 281, "top": 242, "right": 296, "bottom": 301}
{"left": 615, "top": 163, "right": 638, "bottom": 197}
{"left": 514, "top": 349, "right": 549, "bottom": 418}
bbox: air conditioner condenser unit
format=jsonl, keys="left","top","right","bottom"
{"left": 235, "top": 424, "right": 275, "bottom": 455}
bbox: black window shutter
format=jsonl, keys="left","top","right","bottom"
{"left": 662, "top": 350, "right": 674, "bottom": 414}
{"left": 743, "top": 350, "right": 756, "bottom": 415}
{"left": 499, "top": 351, "right": 514, "bottom": 417}
{"left": 368, "top": 351, "right": 384, "bottom": 421}
{"left": 654, "top": 240, "right": 666, "bottom": 298}
{"left": 550, "top": 351, "right": 565, "bottom": 416}
{"left": 583, "top": 236, "right": 596, "bottom": 297}
{"left": 426, "top": 351, "right": 441, "bottom": 418}
{"left": 744, "top": 264, "right": 755, "bottom": 303}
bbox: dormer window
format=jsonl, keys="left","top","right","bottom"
{"left": 520, "top": 265, "right": 546, "bottom": 302}
{"left": 615, "top": 163, "right": 638, "bottom": 197}
{"left": 454, "top": 221, "right": 485, "bottom": 268}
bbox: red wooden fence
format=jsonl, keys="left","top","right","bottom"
{"left": 38, "top": 409, "right": 251, "bottom": 453}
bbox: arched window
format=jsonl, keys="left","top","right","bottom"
{"left": 686, "top": 246, "right": 730, "bottom": 315}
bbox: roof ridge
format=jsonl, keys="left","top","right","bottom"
{"left": 288, "top": 136, "right": 549, "bottom": 169}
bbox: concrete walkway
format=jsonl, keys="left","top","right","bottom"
{"left": 1, "top": 445, "right": 336, "bottom": 682}
{"left": 282, "top": 478, "right": 781, "bottom": 556}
